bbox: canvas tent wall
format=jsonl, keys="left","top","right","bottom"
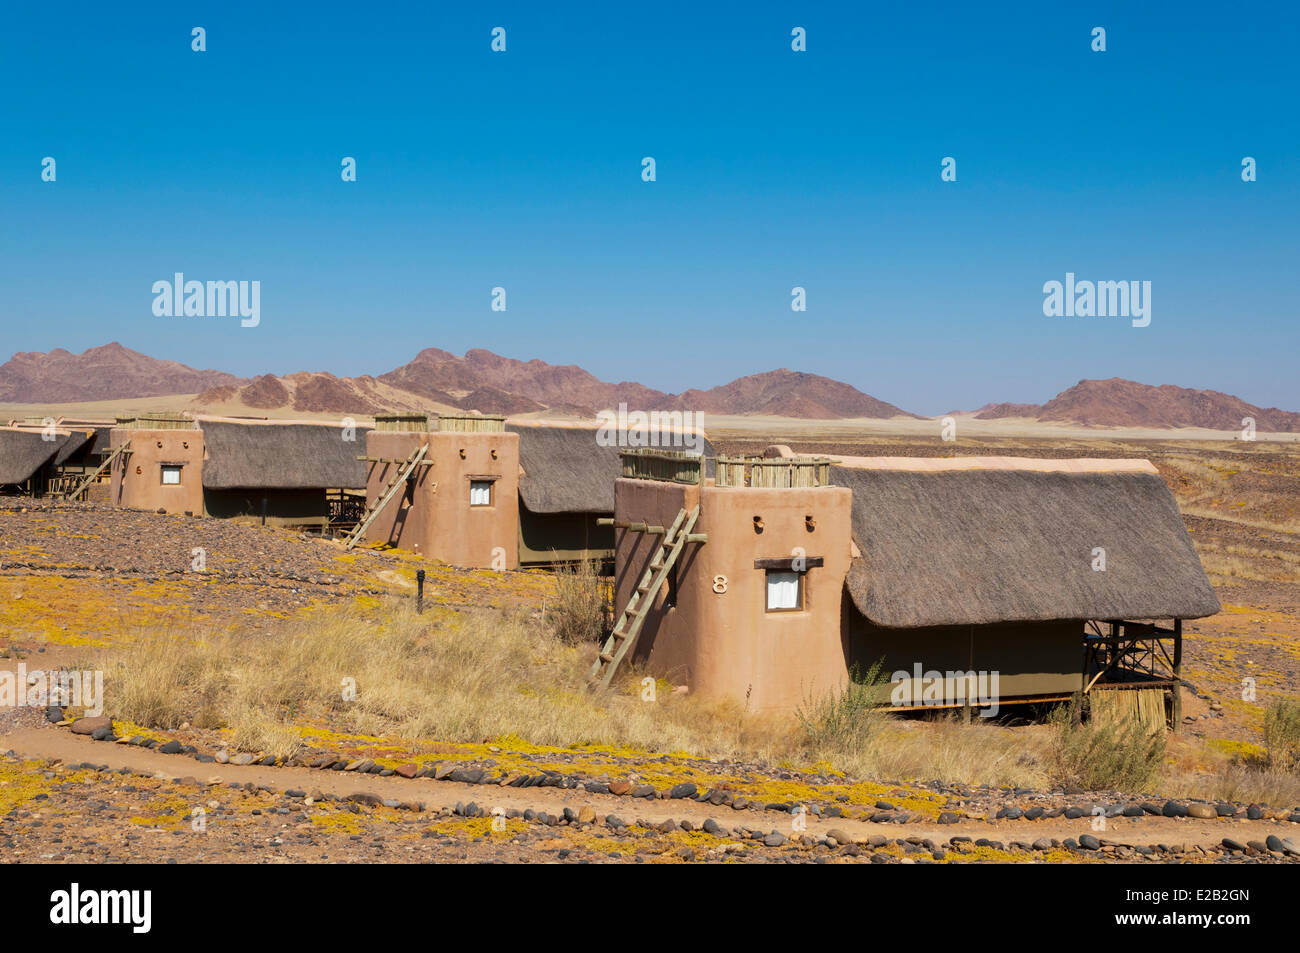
{"left": 198, "top": 417, "right": 371, "bottom": 526}
{"left": 510, "top": 422, "right": 715, "bottom": 566}
{"left": 831, "top": 458, "right": 1220, "bottom": 704}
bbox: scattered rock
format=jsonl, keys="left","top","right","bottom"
{"left": 70, "top": 716, "right": 112, "bottom": 736}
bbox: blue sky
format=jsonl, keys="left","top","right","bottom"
{"left": 2, "top": 1, "right": 1296, "bottom": 415}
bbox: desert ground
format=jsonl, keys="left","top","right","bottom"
{"left": 1, "top": 420, "right": 1298, "bottom": 864}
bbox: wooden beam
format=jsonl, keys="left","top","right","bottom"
{"left": 356, "top": 456, "right": 434, "bottom": 466}
{"left": 754, "top": 556, "right": 823, "bottom": 570}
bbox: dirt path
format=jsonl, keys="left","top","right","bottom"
{"left": 4, "top": 725, "right": 1289, "bottom": 853}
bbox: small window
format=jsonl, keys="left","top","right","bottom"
{"left": 469, "top": 480, "right": 493, "bottom": 506}
{"left": 161, "top": 465, "right": 182, "bottom": 486}
{"left": 765, "top": 570, "right": 803, "bottom": 611}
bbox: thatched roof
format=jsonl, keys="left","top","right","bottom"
{"left": 511, "top": 422, "right": 714, "bottom": 514}
{"left": 52, "top": 428, "right": 97, "bottom": 466}
{"left": 199, "top": 418, "right": 371, "bottom": 490}
{"left": 0, "top": 428, "right": 67, "bottom": 485}
{"left": 834, "top": 463, "right": 1220, "bottom": 627}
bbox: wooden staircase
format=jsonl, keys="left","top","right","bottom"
{"left": 590, "top": 505, "right": 701, "bottom": 689}
{"left": 63, "top": 440, "right": 130, "bottom": 501}
{"left": 342, "top": 443, "right": 429, "bottom": 550}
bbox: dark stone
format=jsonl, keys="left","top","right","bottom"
{"left": 1024, "top": 807, "right": 1045, "bottom": 820}
{"left": 763, "top": 831, "right": 787, "bottom": 847}
{"left": 1078, "top": 834, "right": 1100, "bottom": 851}
{"left": 1064, "top": 807, "right": 1086, "bottom": 820}
{"left": 1247, "top": 805, "right": 1264, "bottom": 820}
{"left": 157, "top": 740, "right": 182, "bottom": 755}
{"left": 1221, "top": 838, "right": 1246, "bottom": 852}
{"left": 1122, "top": 805, "right": 1144, "bottom": 817}
{"left": 1161, "top": 801, "right": 1189, "bottom": 818}
{"left": 937, "top": 812, "right": 960, "bottom": 824}
{"left": 605, "top": 815, "right": 627, "bottom": 829}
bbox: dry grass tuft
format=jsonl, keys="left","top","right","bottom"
{"left": 1263, "top": 697, "right": 1300, "bottom": 770}
{"left": 97, "top": 602, "right": 1290, "bottom": 795}
{"left": 548, "top": 558, "right": 609, "bottom": 645}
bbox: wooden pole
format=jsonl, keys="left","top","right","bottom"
{"left": 1170, "top": 618, "right": 1183, "bottom": 731}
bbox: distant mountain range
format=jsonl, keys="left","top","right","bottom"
{"left": 964, "top": 378, "right": 1300, "bottom": 432}
{"left": 1, "top": 342, "right": 1296, "bottom": 431}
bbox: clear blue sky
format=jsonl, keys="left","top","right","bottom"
{"left": 2, "top": 1, "right": 1296, "bottom": 415}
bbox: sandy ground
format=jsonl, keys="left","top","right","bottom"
{"left": 4, "top": 723, "right": 1295, "bottom": 864}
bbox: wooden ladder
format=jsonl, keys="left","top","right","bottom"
{"left": 590, "top": 505, "right": 700, "bottom": 689}
{"left": 64, "top": 440, "right": 130, "bottom": 501}
{"left": 343, "top": 443, "right": 429, "bottom": 550}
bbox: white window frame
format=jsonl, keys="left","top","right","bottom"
{"left": 765, "top": 569, "right": 803, "bottom": 612}
{"left": 469, "top": 480, "right": 494, "bottom": 507}
{"left": 161, "top": 465, "right": 183, "bottom": 486}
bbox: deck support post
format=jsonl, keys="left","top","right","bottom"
{"left": 1170, "top": 618, "right": 1183, "bottom": 731}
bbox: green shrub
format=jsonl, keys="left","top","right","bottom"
{"left": 797, "top": 662, "right": 886, "bottom": 758}
{"left": 1048, "top": 699, "right": 1166, "bottom": 792}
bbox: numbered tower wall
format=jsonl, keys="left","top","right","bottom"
{"left": 613, "top": 476, "right": 853, "bottom": 713}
